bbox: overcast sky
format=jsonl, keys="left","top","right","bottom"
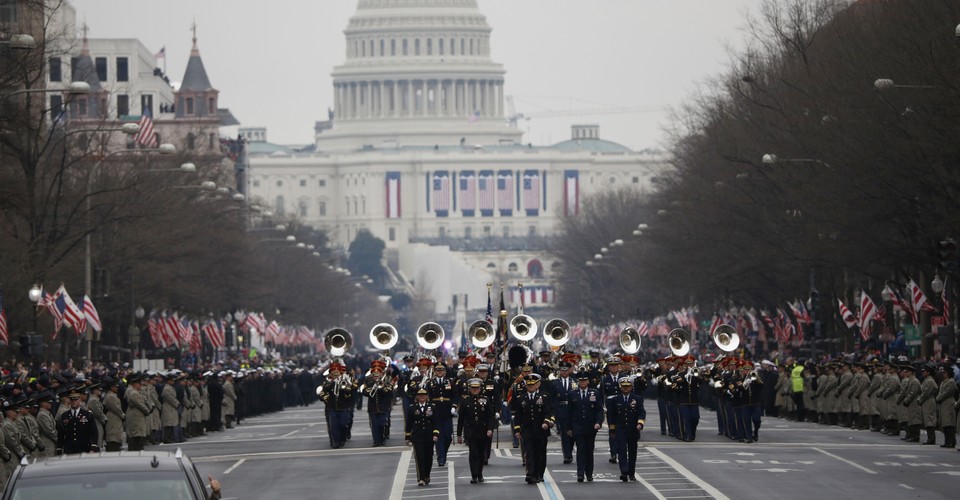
{"left": 69, "top": 0, "right": 765, "bottom": 151}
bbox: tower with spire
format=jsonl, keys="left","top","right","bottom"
{"left": 174, "top": 23, "right": 219, "bottom": 122}
{"left": 69, "top": 23, "right": 107, "bottom": 121}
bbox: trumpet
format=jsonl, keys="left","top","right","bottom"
{"left": 744, "top": 371, "right": 759, "bottom": 388}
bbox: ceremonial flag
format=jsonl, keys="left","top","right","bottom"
{"left": 837, "top": 298, "right": 857, "bottom": 328}
{"left": 0, "top": 285, "right": 8, "bottom": 345}
{"left": 81, "top": 294, "right": 102, "bottom": 332}
{"left": 858, "top": 290, "right": 878, "bottom": 339}
{"left": 496, "top": 170, "right": 513, "bottom": 215}
{"left": 54, "top": 285, "right": 85, "bottom": 332}
{"left": 942, "top": 277, "right": 951, "bottom": 324}
{"left": 432, "top": 171, "right": 451, "bottom": 215}
{"left": 135, "top": 106, "right": 157, "bottom": 147}
{"left": 521, "top": 171, "right": 540, "bottom": 213}
{"left": 148, "top": 311, "right": 166, "bottom": 348}
{"left": 385, "top": 172, "right": 401, "bottom": 218}
{"left": 564, "top": 170, "right": 579, "bottom": 216}
{"left": 478, "top": 170, "right": 495, "bottom": 214}
{"left": 708, "top": 313, "right": 722, "bottom": 337}
{"left": 637, "top": 321, "right": 649, "bottom": 337}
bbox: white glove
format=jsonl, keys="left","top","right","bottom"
{"left": 451, "top": 407, "right": 458, "bottom": 417}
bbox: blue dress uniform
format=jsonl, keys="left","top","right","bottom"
{"left": 427, "top": 366, "right": 456, "bottom": 466}
{"left": 56, "top": 394, "right": 100, "bottom": 455}
{"left": 320, "top": 366, "right": 356, "bottom": 449}
{"left": 406, "top": 391, "right": 440, "bottom": 486}
{"left": 510, "top": 374, "right": 555, "bottom": 484}
{"left": 567, "top": 374, "right": 604, "bottom": 482}
{"left": 606, "top": 378, "right": 646, "bottom": 482}
{"left": 362, "top": 368, "right": 394, "bottom": 447}
{"left": 600, "top": 357, "right": 622, "bottom": 462}
{"left": 457, "top": 379, "right": 497, "bottom": 483}
{"left": 550, "top": 366, "right": 577, "bottom": 463}
{"left": 477, "top": 366, "right": 500, "bottom": 462}
{"left": 673, "top": 363, "right": 702, "bottom": 441}
{"left": 735, "top": 364, "right": 763, "bottom": 442}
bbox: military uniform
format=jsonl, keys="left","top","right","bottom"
{"left": 510, "top": 374, "right": 555, "bottom": 484}
{"left": 606, "top": 378, "right": 646, "bottom": 481}
{"left": 426, "top": 367, "right": 456, "bottom": 466}
{"left": 917, "top": 366, "right": 938, "bottom": 444}
{"left": 406, "top": 392, "right": 439, "bottom": 486}
{"left": 36, "top": 397, "right": 58, "bottom": 457}
{"left": 362, "top": 364, "right": 394, "bottom": 447}
{"left": 567, "top": 374, "right": 603, "bottom": 482}
{"left": 457, "top": 379, "right": 497, "bottom": 483}
{"left": 320, "top": 365, "right": 356, "bottom": 449}
{"left": 124, "top": 376, "right": 151, "bottom": 451}
{"left": 550, "top": 367, "right": 576, "bottom": 463}
{"left": 56, "top": 394, "right": 99, "bottom": 455}
{"left": 935, "top": 365, "right": 958, "bottom": 448}
{"left": 103, "top": 385, "right": 125, "bottom": 452}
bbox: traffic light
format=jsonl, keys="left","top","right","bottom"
{"left": 939, "top": 238, "right": 958, "bottom": 272}
{"left": 18, "top": 333, "right": 44, "bottom": 357}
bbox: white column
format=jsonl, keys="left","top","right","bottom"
{"left": 392, "top": 81, "right": 399, "bottom": 118}
{"left": 421, "top": 80, "right": 428, "bottom": 117}
{"left": 407, "top": 80, "right": 414, "bottom": 117}
{"left": 379, "top": 81, "right": 386, "bottom": 118}
{"left": 472, "top": 80, "right": 479, "bottom": 116}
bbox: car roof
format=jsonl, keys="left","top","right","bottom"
{"left": 17, "top": 450, "right": 192, "bottom": 479}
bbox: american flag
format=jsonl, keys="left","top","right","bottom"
{"left": 708, "top": 313, "right": 722, "bottom": 337}
{"left": 163, "top": 311, "right": 181, "bottom": 347}
{"left": 564, "top": 170, "right": 579, "bottom": 216}
{"left": 202, "top": 319, "right": 225, "bottom": 348}
{"left": 637, "top": 321, "right": 649, "bottom": 337}
{"left": 432, "top": 172, "right": 451, "bottom": 213}
{"left": 135, "top": 106, "right": 158, "bottom": 147}
{"left": 522, "top": 172, "right": 540, "bottom": 212}
{"left": 858, "top": 290, "right": 878, "bottom": 339}
{"left": 907, "top": 279, "right": 936, "bottom": 323}
{"left": 942, "top": 277, "right": 950, "bottom": 324}
{"left": 459, "top": 172, "right": 476, "bottom": 213}
{"left": 837, "top": 298, "right": 857, "bottom": 328}
{"left": 485, "top": 285, "right": 493, "bottom": 324}
{"left": 478, "top": 171, "right": 495, "bottom": 212}
{"left": 496, "top": 171, "right": 513, "bottom": 214}
{"left": 0, "top": 285, "right": 8, "bottom": 345}
{"left": 266, "top": 321, "right": 280, "bottom": 343}
{"left": 385, "top": 172, "right": 401, "bottom": 218}
{"left": 148, "top": 311, "right": 166, "bottom": 348}
{"left": 189, "top": 321, "right": 202, "bottom": 353}
{"left": 81, "top": 294, "right": 102, "bottom": 332}
{"left": 775, "top": 308, "right": 789, "bottom": 344}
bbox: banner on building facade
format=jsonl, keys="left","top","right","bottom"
{"left": 564, "top": 170, "right": 579, "bottom": 216}
{"left": 432, "top": 170, "right": 451, "bottom": 217}
{"left": 459, "top": 170, "right": 476, "bottom": 216}
{"left": 385, "top": 171, "right": 401, "bottom": 218}
{"left": 478, "top": 170, "right": 495, "bottom": 217}
{"left": 497, "top": 170, "right": 513, "bottom": 216}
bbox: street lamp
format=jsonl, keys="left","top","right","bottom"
{"left": 0, "top": 34, "right": 36, "bottom": 50}
{"left": 873, "top": 78, "right": 942, "bottom": 91}
{"left": 85, "top": 141, "right": 176, "bottom": 361}
{"left": 762, "top": 153, "right": 832, "bottom": 169}
{"left": 1, "top": 81, "right": 91, "bottom": 99}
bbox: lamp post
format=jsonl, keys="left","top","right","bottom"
{"left": 0, "top": 34, "right": 36, "bottom": 50}
{"left": 85, "top": 142, "right": 177, "bottom": 361}
{"left": 761, "top": 153, "right": 832, "bottom": 169}
{"left": 28, "top": 283, "right": 42, "bottom": 335}
{"left": 0, "top": 81, "right": 91, "bottom": 100}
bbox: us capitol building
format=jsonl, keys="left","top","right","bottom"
{"left": 245, "top": 0, "right": 668, "bottom": 316}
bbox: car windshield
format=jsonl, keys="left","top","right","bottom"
{"left": 9, "top": 471, "right": 197, "bottom": 500}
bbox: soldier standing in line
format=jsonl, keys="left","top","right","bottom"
{"left": 86, "top": 382, "right": 107, "bottom": 450}
{"left": 898, "top": 365, "right": 922, "bottom": 442}
{"left": 207, "top": 373, "right": 224, "bottom": 432}
{"left": 146, "top": 373, "right": 162, "bottom": 445}
{"left": 836, "top": 362, "right": 854, "bottom": 428}
{"left": 102, "top": 379, "right": 125, "bottom": 452}
{"left": 124, "top": 374, "right": 151, "bottom": 452}
{"left": 161, "top": 373, "right": 179, "bottom": 443}
{"left": 1, "top": 399, "right": 29, "bottom": 467}
{"left": 457, "top": 378, "right": 496, "bottom": 484}
{"left": 567, "top": 371, "right": 603, "bottom": 483}
{"left": 880, "top": 362, "right": 901, "bottom": 435}
{"left": 36, "top": 393, "right": 58, "bottom": 457}
{"left": 935, "top": 363, "right": 957, "bottom": 449}
{"left": 821, "top": 364, "right": 839, "bottom": 425}
{"left": 606, "top": 378, "right": 645, "bottom": 482}
{"left": 406, "top": 388, "right": 439, "bottom": 487}
{"left": 510, "top": 373, "right": 555, "bottom": 484}
{"left": 18, "top": 398, "right": 41, "bottom": 458}
{"left": 222, "top": 372, "right": 237, "bottom": 429}
{"left": 917, "top": 364, "right": 939, "bottom": 445}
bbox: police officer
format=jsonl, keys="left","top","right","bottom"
{"left": 567, "top": 371, "right": 603, "bottom": 482}
{"left": 606, "top": 378, "right": 645, "bottom": 482}
{"left": 427, "top": 363, "right": 456, "bottom": 466}
{"left": 406, "top": 388, "right": 439, "bottom": 487}
{"left": 457, "top": 378, "right": 496, "bottom": 484}
{"left": 510, "top": 373, "right": 554, "bottom": 484}
{"left": 56, "top": 390, "right": 99, "bottom": 455}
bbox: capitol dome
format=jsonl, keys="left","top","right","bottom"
{"left": 317, "top": 0, "right": 522, "bottom": 151}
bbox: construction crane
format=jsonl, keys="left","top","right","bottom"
{"left": 505, "top": 95, "right": 664, "bottom": 128}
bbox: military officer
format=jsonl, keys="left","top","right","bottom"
{"left": 1, "top": 398, "right": 29, "bottom": 466}
{"left": 607, "top": 378, "right": 646, "bottom": 482}
{"left": 222, "top": 372, "right": 237, "bottom": 429}
{"left": 601, "top": 356, "right": 622, "bottom": 463}
{"left": 550, "top": 358, "right": 577, "bottom": 464}
{"left": 406, "top": 388, "right": 439, "bottom": 487}
{"left": 36, "top": 392, "right": 57, "bottom": 457}
{"left": 427, "top": 364, "right": 457, "bottom": 466}
{"left": 457, "top": 378, "right": 497, "bottom": 484}
{"left": 56, "top": 390, "right": 99, "bottom": 455}
{"left": 567, "top": 371, "right": 603, "bottom": 482}
{"left": 476, "top": 364, "right": 500, "bottom": 464}
{"left": 897, "top": 364, "right": 922, "bottom": 442}
{"left": 736, "top": 361, "right": 763, "bottom": 442}
{"left": 86, "top": 382, "right": 107, "bottom": 450}
{"left": 674, "top": 356, "right": 703, "bottom": 441}
{"left": 510, "top": 373, "right": 555, "bottom": 484}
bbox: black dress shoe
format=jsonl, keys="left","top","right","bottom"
{"left": 438, "top": 462, "right": 445, "bottom": 467}
{"left": 587, "top": 476, "right": 593, "bottom": 482}
{"left": 620, "top": 475, "right": 628, "bottom": 482}
{"left": 525, "top": 477, "right": 535, "bottom": 484}
{"left": 563, "top": 458, "right": 573, "bottom": 464}
{"left": 471, "top": 477, "right": 478, "bottom": 484}
{"left": 478, "top": 476, "right": 484, "bottom": 483}
{"left": 629, "top": 475, "right": 637, "bottom": 482}
{"left": 609, "top": 457, "right": 617, "bottom": 463}
{"left": 577, "top": 477, "right": 584, "bottom": 483}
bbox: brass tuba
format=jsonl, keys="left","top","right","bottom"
{"left": 542, "top": 318, "right": 571, "bottom": 347}
{"left": 667, "top": 328, "right": 691, "bottom": 357}
{"left": 416, "top": 321, "right": 445, "bottom": 350}
{"left": 509, "top": 314, "right": 538, "bottom": 342}
{"left": 370, "top": 323, "right": 399, "bottom": 351}
{"left": 324, "top": 328, "right": 353, "bottom": 357}
{"left": 469, "top": 320, "right": 496, "bottom": 349}
{"left": 619, "top": 326, "right": 642, "bottom": 354}
{"left": 712, "top": 324, "right": 740, "bottom": 352}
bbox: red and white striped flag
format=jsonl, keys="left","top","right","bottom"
{"left": 148, "top": 311, "right": 166, "bottom": 348}
{"left": 81, "top": 294, "right": 102, "bottom": 332}
{"left": 135, "top": 106, "right": 158, "bottom": 147}
{"left": 708, "top": 313, "right": 722, "bottom": 337}
{"left": 907, "top": 279, "right": 936, "bottom": 316}
{"left": 858, "top": 290, "right": 878, "bottom": 339}
{"left": 54, "top": 285, "right": 85, "bottom": 333}
{"left": 837, "top": 298, "right": 857, "bottom": 328}
{"left": 0, "top": 285, "right": 9, "bottom": 345}
{"left": 521, "top": 172, "right": 540, "bottom": 212}
{"left": 942, "top": 277, "right": 950, "bottom": 324}
{"left": 637, "top": 321, "right": 649, "bottom": 337}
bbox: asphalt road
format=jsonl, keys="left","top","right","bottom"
{"left": 169, "top": 402, "right": 960, "bottom": 499}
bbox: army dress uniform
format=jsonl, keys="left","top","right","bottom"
{"left": 510, "top": 374, "right": 555, "bottom": 484}
{"left": 103, "top": 385, "right": 125, "bottom": 452}
{"left": 362, "top": 367, "right": 394, "bottom": 447}
{"left": 56, "top": 396, "right": 99, "bottom": 455}
{"left": 550, "top": 366, "right": 577, "bottom": 464}
{"left": 406, "top": 390, "right": 440, "bottom": 486}
{"left": 567, "top": 374, "right": 604, "bottom": 482}
{"left": 426, "top": 367, "right": 457, "bottom": 466}
{"left": 456, "top": 379, "right": 497, "bottom": 483}
{"left": 36, "top": 396, "right": 58, "bottom": 458}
